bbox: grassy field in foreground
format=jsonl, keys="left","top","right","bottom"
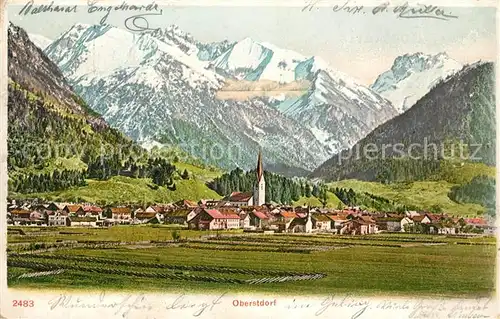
{"left": 8, "top": 242, "right": 495, "bottom": 297}
{"left": 7, "top": 226, "right": 496, "bottom": 296}
{"left": 329, "top": 180, "right": 487, "bottom": 216}
{"left": 7, "top": 226, "right": 242, "bottom": 244}
{"left": 8, "top": 226, "right": 495, "bottom": 245}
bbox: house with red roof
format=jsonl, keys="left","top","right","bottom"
{"left": 464, "top": 217, "right": 488, "bottom": 226}
{"left": 83, "top": 205, "right": 103, "bottom": 218}
{"left": 327, "top": 214, "right": 349, "bottom": 230}
{"left": 188, "top": 209, "right": 241, "bottom": 230}
{"left": 341, "top": 216, "right": 378, "bottom": 235}
{"left": 63, "top": 205, "right": 85, "bottom": 217}
{"left": 9, "top": 209, "right": 46, "bottom": 226}
{"left": 269, "top": 211, "right": 297, "bottom": 232}
{"left": 248, "top": 211, "right": 269, "bottom": 229}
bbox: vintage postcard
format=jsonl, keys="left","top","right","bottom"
{"left": 0, "top": 0, "right": 498, "bottom": 318}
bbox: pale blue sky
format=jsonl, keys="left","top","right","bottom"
{"left": 8, "top": 5, "right": 496, "bottom": 84}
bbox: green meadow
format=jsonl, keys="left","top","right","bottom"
{"left": 7, "top": 227, "right": 495, "bottom": 297}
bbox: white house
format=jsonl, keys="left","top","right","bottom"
{"left": 105, "top": 207, "right": 132, "bottom": 224}
{"left": 224, "top": 192, "right": 254, "bottom": 207}
{"left": 313, "top": 214, "right": 332, "bottom": 231}
{"left": 412, "top": 214, "right": 432, "bottom": 224}
{"left": 400, "top": 217, "right": 414, "bottom": 232}
{"left": 48, "top": 212, "right": 69, "bottom": 226}
{"left": 189, "top": 209, "right": 241, "bottom": 230}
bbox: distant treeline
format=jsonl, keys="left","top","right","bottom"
{"left": 207, "top": 168, "right": 328, "bottom": 205}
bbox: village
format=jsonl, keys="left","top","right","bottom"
{"left": 7, "top": 152, "right": 494, "bottom": 235}
{"left": 7, "top": 196, "right": 494, "bottom": 235}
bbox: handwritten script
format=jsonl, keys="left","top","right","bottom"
{"left": 18, "top": 0, "right": 458, "bottom": 35}
{"left": 48, "top": 292, "right": 226, "bottom": 318}
{"left": 46, "top": 293, "right": 494, "bottom": 318}
{"left": 302, "top": 0, "right": 459, "bottom": 21}
{"left": 290, "top": 295, "right": 494, "bottom": 319}
{"left": 18, "top": 0, "right": 164, "bottom": 31}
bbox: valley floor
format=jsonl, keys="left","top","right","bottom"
{"left": 7, "top": 226, "right": 495, "bottom": 297}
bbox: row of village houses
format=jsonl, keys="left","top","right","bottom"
{"left": 6, "top": 193, "right": 494, "bottom": 235}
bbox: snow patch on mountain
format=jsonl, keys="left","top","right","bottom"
{"left": 371, "top": 52, "right": 463, "bottom": 112}
{"left": 211, "top": 37, "right": 310, "bottom": 83}
{"left": 28, "top": 33, "right": 52, "bottom": 50}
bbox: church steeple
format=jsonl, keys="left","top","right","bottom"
{"left": 256, "top": 150, "right": 264, "bottom": 182}
{"left": 254, "top": 150, "right": 265, "bottom": 206}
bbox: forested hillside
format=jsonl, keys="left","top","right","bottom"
{"left": 448, "top": 175, "right": 496, "bottom": 216}
{"left": 311, "top": 62, "right": 495, "bottom": 183}
{"left": 8, "top": 23, "right": 177, "bottom": 194}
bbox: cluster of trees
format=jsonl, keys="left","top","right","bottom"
{"left": 332, "top": 188, "right": 357, "bottom": 206}
{"left": 10, "top": 170, "right": 87, "bottom": 193}
{"left": 208, "top": 168, "right": 329, "bottom": 205}
{"left": 86, "top": 156, "right": 177, "bottom": 187}
{"left": 449, "top": 175, "right": 496, "bottom": 216}
{"left": 86, "top": 155, "right": 127, "bottom": 180}
{"left": 148, "top": 158, "right": 176, "bottom": 187}
{"left": 374, "top": 159, "right": 442, "bottom": 184}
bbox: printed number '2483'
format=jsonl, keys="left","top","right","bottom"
{"left": 13, "top": 300, "right": 34, "bottom": 307}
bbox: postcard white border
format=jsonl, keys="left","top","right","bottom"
{"left": 0, "top": 1, "right": 499, "bottom": 318}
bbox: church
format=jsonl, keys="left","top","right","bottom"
{"left": 224, "top": 151, "right": 266, "bottom": 207}
{"left": 253, "top": 150, "right": 266, "bottom": 206}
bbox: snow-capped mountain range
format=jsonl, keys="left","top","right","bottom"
{"left": 208, "top": 36, "right": 397, "bottom": 154}
{"left": 41, "top": 23, "right": 460, "bottom": 173}
{"left": 44, "top": 24, "right": 335, "bottom": 172}
{"left": 371, "top": 52, "right": 463, "bottom": 113}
